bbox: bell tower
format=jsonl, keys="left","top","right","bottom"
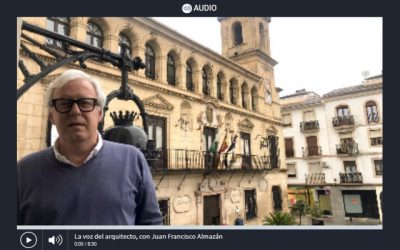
{"left": 218, "top": 17, "right": 281, "bottom": 120}
{"left": 218, "top": 17, "right": 277, "bottom": 75}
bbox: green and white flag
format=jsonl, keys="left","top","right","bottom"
{"left": 208, "top": 130, "right": 219, "bottom": 153}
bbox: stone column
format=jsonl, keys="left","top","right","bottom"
{"left": 329, "top": 186, "right": 345, "bottom": 225}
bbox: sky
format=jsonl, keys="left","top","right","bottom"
{"left": 153, "top": 17, "right": 382, "bottom": 97}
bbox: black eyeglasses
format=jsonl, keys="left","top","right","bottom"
{"left": 51, "top": 98, "right": 98, "bottom": 113}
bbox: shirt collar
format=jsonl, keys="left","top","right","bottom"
{"left": 53, "top": 131, "right": 103, "bottom": 167}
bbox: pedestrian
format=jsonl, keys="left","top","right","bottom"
{"left": 234, "top": 214, "right": 244, "bottom": 225}
{"left": 17, "top": 69, "right": 162, "bottom": 225}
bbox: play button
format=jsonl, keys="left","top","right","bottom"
{"left": 20, "top": 232, "right": 37, "bottom": 248}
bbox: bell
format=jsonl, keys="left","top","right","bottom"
{"left": 104, "top": 110, "right": 148, "bottom": 150}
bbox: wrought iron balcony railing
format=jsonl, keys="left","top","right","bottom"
{"left": 336, "top": 142, "right": 359, "bottom": 155}
{"left": 305, "top": 173, "right": 325, "bottom": 184}
{"left": 339, "top": 172, "right": 363, "bottom": 183}
{"left": 300, "top": 120, "right": 319, "bottom": 132}
{"left": 332, "top": 115, "right": 355, "bottom": 127}
{"left": 148, "top": 149, "right": 279, "bottom": 171}
{"left": 302, "top": 146, "right": 322, "bottom": 157}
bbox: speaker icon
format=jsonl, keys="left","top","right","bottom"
{"left": 48, "top": 235, "right": 63, "bottom": 246}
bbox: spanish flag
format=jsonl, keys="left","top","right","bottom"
{"left": 218, "top": 133, "right": 229, "bottom": 153}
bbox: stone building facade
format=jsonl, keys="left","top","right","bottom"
{"left": 281, "top": 75, "right": 383, "bottom": 225}
{"left": 17, "top": 17, "right": 288, "bottom": 225}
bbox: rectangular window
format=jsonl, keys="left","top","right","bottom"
{"left": 245, "top": 189, "right": 257, "bottom": 220}
{"left": 158, "top": 199, "right": 170, "bottom": 225}
{"left": 240, "top": 132, "right": 252, "bottom": 169}
{"left": 272, "top": 186, "right": 283, "bottom": 211}
{"left": 309, "top": 162, "right": 321, "bottom": 174}
{"left": 282, "top": 113, "right": 292, "bottom": 126}
{"left": 287, "top": 163, "right": 296, "bottom": 178}
{"left": 285, "top": 138, "right": 294, "bottom": 158}
{"left": 344, "top": 161, "right": 357, "bottom": 173}
{"left": 374, "top": 159, "right": 383, "bottom": 175}
{"left": 343, "top": 194, "right": 363, "bottom": 214}
{"left": 303, "top": 110, "right": 315, "bottom": 121}
{"left": 370, "top": 129, "right": 382, "bottom": 146}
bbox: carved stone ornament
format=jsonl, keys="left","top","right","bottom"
{"left": 209, "top": 176, "right": 224, "bottom": 191}
{"left": 259, "top": 179, "right": 268, "bottom": 192}
{"left": 266, "top": 126, "right": 278, "bottom": 135}
{"left": 173, "top": 195, "right": 192, "bottom": 213}
{"left": 142, "top": 94, "right": 174, "bottom": 111}
{"left": 230, "top": 189, "right": 241, "bottom": 203}
{"left": 238, "top": 118, "right": 255, "bottom": 130}
{"left": 200, "top": 178, "right": 210, "bottom": 192}
{"left": 206, "top": 105, "right": 214, "bottom": 124}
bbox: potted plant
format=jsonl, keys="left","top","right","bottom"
{"left": 290, "top": 200, "right": 307, "bottom": 225}
{"left": 263, "top": 210, "right": 296, "bottom": 225}
{"left": 309, "top": 203, "right": 324, "bottom": 225}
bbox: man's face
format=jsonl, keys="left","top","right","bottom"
{"left": 49, "top": 78, "right": 103, "bottom": 144}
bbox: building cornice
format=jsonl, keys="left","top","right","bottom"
{"left": 228, "top": 48, "right": 278, "bottom": 67}
{"left": 32, "top": 53, "right": 285, "bottom": 128}
{"left": 323, "top": 87, "right": 382, "bottom": 103}
{"left": 133, "top": 17, "right": 262, "bottom": 82}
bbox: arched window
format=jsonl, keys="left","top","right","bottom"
{"left": 233, "top": 22, "right": 243, "bottom": 46}
{"left": 86, "top": 22, "right": 103, "bottom": 48}
{"left": 229, "top": 79, "right": 237, "bottom": 104}
{"left": 145, "top": 44, "right": 156, "bottom": 79}
{"left": 259, "top": 23, "right": 265, "bottom": 49}
{"left": 167, "top": 54, "right": 176, "bottom": 85}
{"left": 118, "top": 33, "right": 131, "bottom": 56}
{"left": 251, "top": 86, "right": 258, "bottom": 111}
{"left": 186, "top": 62, "right": 194, "bottom": 91}
{"left": 336, "top": 105, "right": 349, "bottom": 117}
{"left": 217, "top": 74, "right": 223, "bottom": 100}
{"left": 366, "top": 101, "right": 379, "bottom": 123}
{"left": 241, "top": 82, "right": 248, "bottom": 109}
{"left": 46, "top": 17, "right": 70, "bottom": 47}
{"left": 202, "top": 68, "right": 210, "bottom": 96}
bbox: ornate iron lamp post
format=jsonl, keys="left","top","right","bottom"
{"left": 18, "top": 21, "right": 158, "bottom": 157}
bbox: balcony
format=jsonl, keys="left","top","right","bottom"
{"left": 339, "top": 172, "right": 363, "bottom": 183}
{"left": 148, "top": 149, "right": 279, "bottom": 172}
{"left": 336, "top": 142, "right": 359, "bottom": 155}
{"left": 300, "top": 120, "right": 319, "bottom": 133}
{"left": 332, "top": 115, "right": 355, "bottom": 130}
{"left": 302, "top": 146, "right": 322, "bottom": 157}
{"left": 305, "top": 173, "right": 325, "bottom": 185}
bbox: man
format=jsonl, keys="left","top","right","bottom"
{"left": 17, "top": 69, "right": 162, "bottom": 225}
{"left": 234, "top": 214, "right": 244, "bottom": 225}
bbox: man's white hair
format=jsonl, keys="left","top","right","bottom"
{"left": 45, "top": 69, "right": 106, "bottom": 110}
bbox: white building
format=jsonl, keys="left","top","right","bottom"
{"left": 281, "top": 74, "right": 382, "bottom": 225}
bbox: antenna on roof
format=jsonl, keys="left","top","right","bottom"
{"left": 362, "top": 70, "right": 370, "bottom": 78}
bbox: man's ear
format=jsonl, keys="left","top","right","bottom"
{"left": 49, "top": 111, "right": 55, "bottom": 125}
{"left": 97, "top": 107, "right": 104, "bottom": 123}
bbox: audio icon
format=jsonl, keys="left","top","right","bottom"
{"left": 48, "top": 235, "right": 63, "bottom": 246}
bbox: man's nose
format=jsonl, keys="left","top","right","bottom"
{"left": 69, "top": 102, "right": 82, "bottom": 114}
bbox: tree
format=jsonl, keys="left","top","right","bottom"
{"left": 263, "top": 211, "right": 296, "bottom": 225}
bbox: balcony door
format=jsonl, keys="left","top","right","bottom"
{"left": 148, "top": 115, "right": 167, "bottom": 169}
{"left": 240, "top": 132, "right": 251, "bottom": 169}
{"left": 344, "top": 161, "right": 357, "bottom": 173}
{"left": 306, "top": 136, "right": 318, "bottom": 156}
{"left": 203, "top": 127, "right": 217, "bottom": 169}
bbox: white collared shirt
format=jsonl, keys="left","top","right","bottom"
{"left": 53, "top": 132, "right": 103, "bottom": 167}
